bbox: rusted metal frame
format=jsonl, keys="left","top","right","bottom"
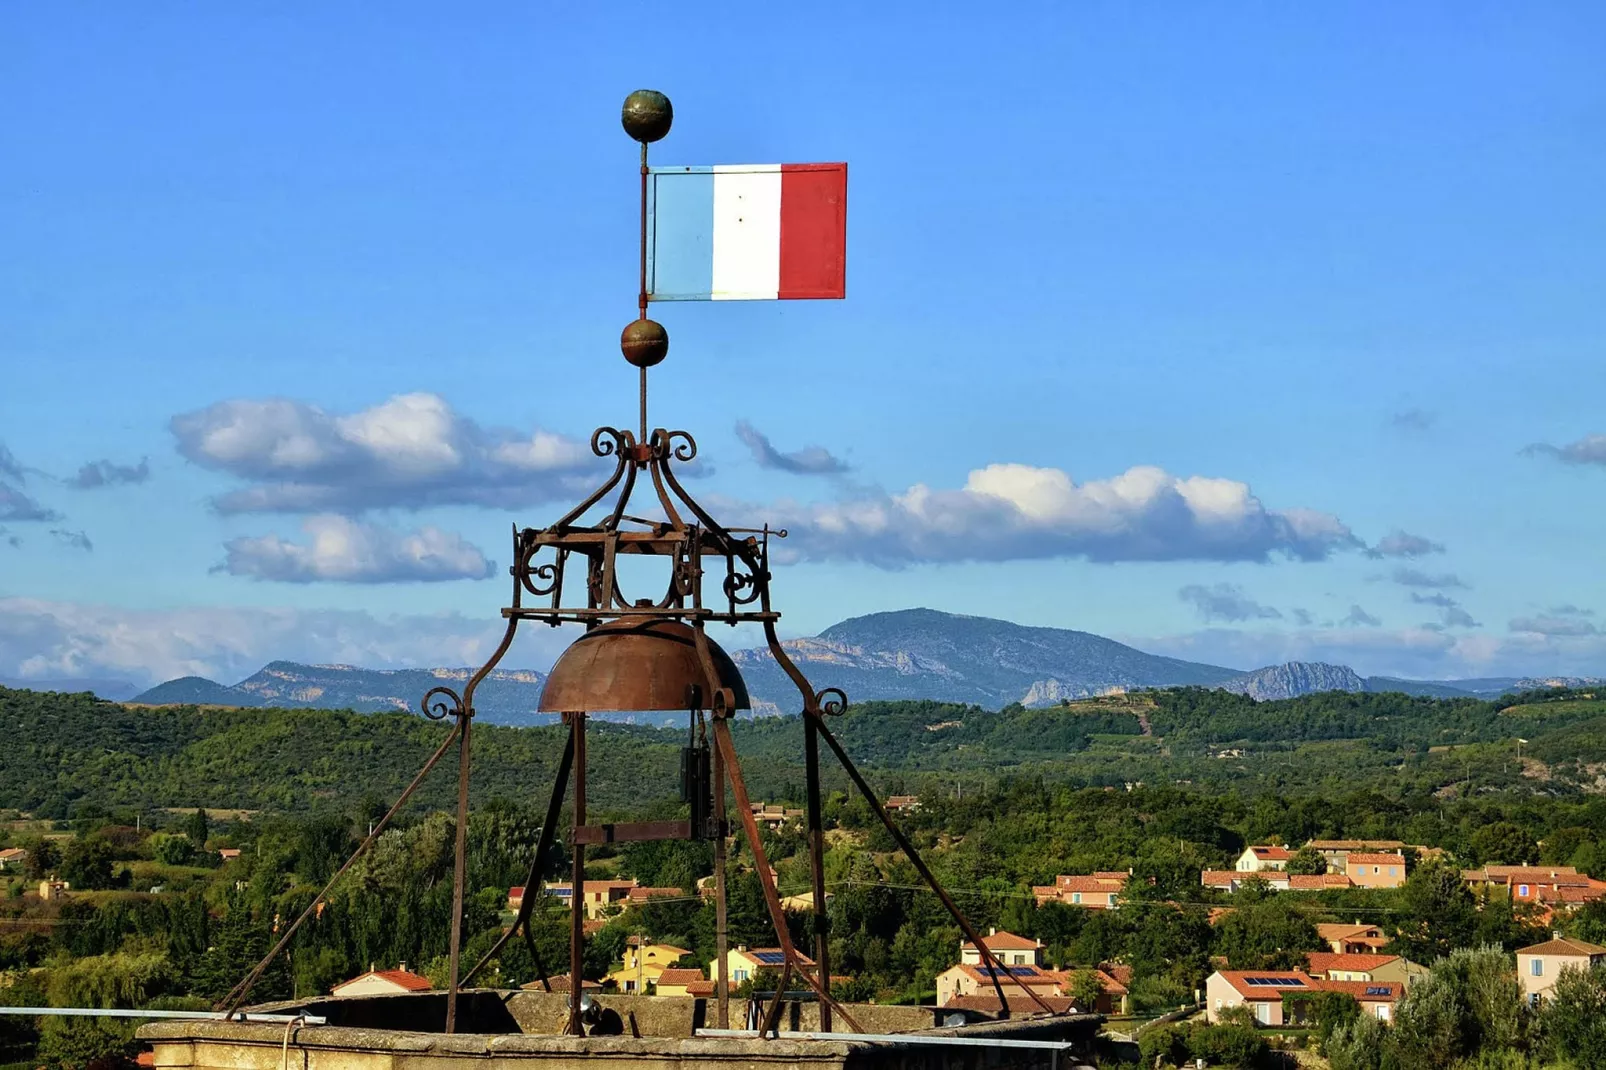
{"left": 802, "top": 714, "right": 832, "bottom": 1030}
{"left": 444, "top": 616, "right": 522, "bottom": 1032}
{"left": 549, "top": 428, "right": 634, "bottom": 531}
{"left": 711, "top": 721, "right": 730, "bottom": 1028}
{"left": 502, "top": 607, "right": 782, "bottom": 624}
{"left": 637, "top": 139, "right": 650, "bottom": 441}
{"left": 602, "top": 452, "right": 640, "bottom": 534}
{"left": 460, "top": 725, "right": 575, "bottom": 989}
{"left": 567, "top": 711, "right": 588, "bottom": 1036}
{"left": 220, "top": 720, "right": 462, "bottom": 1014}
{"left": 571, "top": 820, "right": 691, "bottom": 844}
{"left": 710, "top": 718, "right": 864, "bottom": 1035}
{"left": 645, "top": 440, "right": 688, "bottom": 531}
{"left": 600, "top": 532, "right": 623, "bottom": 612}
{"left": 809, "top": 718, "right": 1057, "bottom": 1017}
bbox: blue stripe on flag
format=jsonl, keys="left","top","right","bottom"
{"left": 648, "top": 169, "right": 714, "bottom": 300}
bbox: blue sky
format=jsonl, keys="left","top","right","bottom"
{"left": 3, "top": 2, "right": 1605, "bottom": 688}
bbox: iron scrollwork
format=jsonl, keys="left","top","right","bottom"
{"left": 420, "top": 686, "right": 465, "bottom": 721}
{"left": 816, "top": 687, "right": 848, "bottom": 716}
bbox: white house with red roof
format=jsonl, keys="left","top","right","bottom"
{"left": 1235, "top": 846, "right": 1293, "bottom": 873}
{"left": 1206, "top": 970, "right": 1402, "bottom": 1026}
{"left": 1305, "top": 951, "right": 1425, "bottom": 988}
{"left": 1517, "top": 936, "right": 1606, "bottom": 1005}
{"left": 331, "top": 966, "right": 433, "bottom": 997}
{"left": 960, "top": 929, "right": 1043, "bottom": 967}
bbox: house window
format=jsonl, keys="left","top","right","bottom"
{"left": 1254, "top": 1003, "right": 1272, "bottom": 1025}
{"left": 1518, "top": 884, "right": 1529, "bottom": 897}
{"left": 1072, "top": 892, "right": 1082, "bottom": 904}
{"left": 1373, "top": 866, "right": 1380, "bottom": 874}
{"left": 734, "top": 969, "right": 748, "bottom": 982}
{"left": 1108, "top": 894, "right": 1118, "bottom": 906}
{"left": 1389, "top": 867, "right": 1397, "bottom": 877}
{"left": 1530, "top": 959, "right": 1543, "bottom": 976}
{"left": 1376, "top": 1005, "right": 1390, "bottom": 1020}
{"left": 1530, "top": 992, "right": 1541, "bottom": 1007}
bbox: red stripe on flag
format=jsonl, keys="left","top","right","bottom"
{"left": 778, "top": 163, "right": 847, "bottom": 300}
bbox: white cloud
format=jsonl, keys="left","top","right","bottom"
{"left": 1365, "top": 530, "right": 1446, "bottom": 559}
{"left": 736, "top": 463, "right": 1362, "bottom": 566}
{"left": 1342, "top": 605, "right": 1382, "bottom": 628}
{"left": 1131, "top": 626, "right": 1606, "bottom": 681}
{"left": 67, "top": 458, "right": 150, "bottom": 489}
{"left": 171, "top": 393, "right": 599, "bottom": 514}
{"left": 1178, "top": 583, "right": 1283, "bottom": 623}
{"left": 1524, "top": 434, "right": 1606, "bottom": 466}
{"left": 734, "top": 420, "right": 850, "bottom": 475}
{"left": 1510, "top": 611, "right": 1598, "bottom": 637}
{"left": 220, "top": 515, "right": 495, "bottom": 583}
{"left": 1390, "top": 567, "right": 1468, "bottom": 589}
{"left": 0, "top": 597, "right": 574, "bottom": 690}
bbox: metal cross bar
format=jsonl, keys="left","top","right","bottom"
{"left": 695, "top": 1029, "right": 1077, "bottom": 1050}
{"left": 0, "top": 1008, "right": 328, "bottom": 1025}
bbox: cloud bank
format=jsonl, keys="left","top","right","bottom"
{"left": 220, "top": 515, "right": 496, "bottom": 583}
{"left": 743, "top": 463, "right": 1363, "bottom": 566}
{"left": 1178, "top": 583, "right": 1283, "bottom": 623}
{"left": 734, "top": 420, "right": 851, "bottom": 475}
{"left": 171, "top": 393, "right": 600, "bottom": 514}
{"left": 1524, "top": 434, "right": 1606, "bottom": 467}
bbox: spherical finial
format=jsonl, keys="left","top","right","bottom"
{"left": 621, "top": 90, "right": 673, "bottom": 143}
{"left": 621, "top": 318, "right": 668, "bottom": 367}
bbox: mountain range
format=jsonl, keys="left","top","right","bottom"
{"left": 102, "top": 608, "right": 1602, "bottom": 725}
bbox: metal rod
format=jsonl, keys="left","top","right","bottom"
{"left": 638, "top": 139, "right": 649, "bottom": 443}
{"left": 460, "top": 727, "right": 575, "bottom": 988}
{"left": 695, "top": 1029, "right": 1077, "bottom": 1051}
{"left": 810, "top": 714, "right": 1057, "bottom": 1017}
{"left": 567, "top": 711, "right": 588, "bottom": 1036}
{"left": 443, "top": 703, "right": 474, "bottom": 1034}
{"left": 803, "top": 714, "right": 832, "bottom": 1031}
{"left": 220, "top": 720, "right": 462, "bottom": 1014}
{"left": 712, "top": 713, "right": 730, "bottom": 1030}
{"left": 0, "top": 1008, "right": 328, "bottom": 1025}
{"left": 711, "top": 720, "right": 863, "bottom": 1034}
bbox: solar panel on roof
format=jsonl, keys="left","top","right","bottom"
{"left": 1365, "top": 986, "right": 1391, "bottom": 996}
{"left": 752, "top": 951, "right": 786, "bottom": 965}
{"left": 1244, "top": 976, "right": 1305, "bottom": 987}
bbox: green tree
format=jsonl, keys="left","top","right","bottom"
{"left": 60, "top": 838, "right": 117, "bottom": 891}
{"left": 1541, "top": 962, "right": 1606, "bottom": 1067}
{"left": 1068, "top": 968, "right": 1104, "bottom": 1010}
{"left": 1213, "top": 898, "right": 1320, "bottom": 970}
{"left": 149, "top": 832, "right": 197, "bottom": 867}
{"left": 184, "top": 809, "right": 209, "bottom": 849}
{"left": 22, "top": 836, "right": 61, "bottom": 879}
{"left": 1472, "top": 821, "right": 1539, "bottom": 867}
{"left": 1391, "top": 860, "right": 1477, "bottom": 964}
{"left": 1285, "top": 845, "right": 1329, "bottom": 875}
{"left": 1309, "top": 988, "right": 1361, "bottom": 1053}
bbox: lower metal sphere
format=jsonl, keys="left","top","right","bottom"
{"left": 621, "top": 90, "right": 673, "bottom": 143}
{"left": 620, "top": 318, "right": 669, "bottom": 367}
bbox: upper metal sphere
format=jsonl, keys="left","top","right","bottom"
{"left": 621, "top": 318, "right": 669, "bottom": 368}
{"left": 621, "top": 90, "right": 673, "bottom": 143}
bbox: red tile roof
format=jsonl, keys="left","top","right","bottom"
{"left": 334, "top": 969, "right": 432, "bottom": 993}
{"left": 1289, "top": 874, "right": 1352, "bottom": 890}
{"left": 1517, "top": 937, "right": 1606, "bottom": 957}
{"left": 942, "top": 994, "right": 1079, "bottom": 1014}
{"left": 1201, "top": 870, "right": 1238, "bottom": 887}
{"left": 1250, "top": 846, "right": 1293, "bottom": 860}
{"left": 1346, "top": 853, "right": 1406, "bottom": 866}
{"left": 522, "top": 974, "right": 601, "bottom": 992}
{"left": 1307, "top": 840, "right": 1404, "bottom": 851}
{"left": 1313, "top": 979, "right": 1401, "bottom": 1002}
{"left": 1306, "top": 952, "right": 1399, "bottom": 975}
{"left": 1216, "top": 970, "right": 1317, "bottom": 999}
{"left": 964, "top": 930, "right": 1041, "bottom": 951}
{"left": 654, "top": 968, "right": 705, "bottom": 986}
{"left": 686, "top": 979, "right": 715, "bottom": 996}
{"left": 626, "top": 886, "right": 684, "bottom": 901}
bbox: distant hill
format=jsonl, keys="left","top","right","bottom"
{"left": 134, "top": 662, "right": 558, "bottom": 727}
{"left": 0, "top": 676, "right": 141, "bottom": 702}
{"left": 730, "top": 608, "right": 1243, "bottom": 711}
{"left": 124, "top": 608, "right": 1605, "bottom": 719}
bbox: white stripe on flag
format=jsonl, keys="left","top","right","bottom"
{"left": 711, "top": 165, "right": 782, "bottom": 300}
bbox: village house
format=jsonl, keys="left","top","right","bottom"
{"left": 885, "top": 795, "right": 921, "bottom": 813}
{"left": 1316, "top": 922, "right": 1389, "bottom": 954}
{"left": 604, "top": 938, "right": 689, "bottom": 993}
{"left": 1235, "top": 846, "right": 1292, "bottom": 873}
{"left": 1031, "top": 872, "right": 1128, "bottom": 909}
{"left": 330, "top": 966, "right": 432, "bottom": 997}
{"left": 1516, "top": 936, "right": 1606, "bottom": 1005}
{"left": 1463, "top": 865, "right": 1606, "bottom": 910}
{"left": 749, "top": 803, "right": 804, "bottom": 830}
{"left": 0, "top": 847, "right": 28, "bottom": 872}
{"left": 1344, "top": 852, "right": 1407, "bottom": 889}
{"left": 1305, "top": 952, "right": 1425, "bottom": 988}
{"left": 1206, "top": 970, "right": 1402, "bottom": 1026}
{"left": 939, "top": 969, "right": 1128, "bottom": 1015}
{"left": 541, "top": 878, "right": 640, "bottom": 919}
{"left": 1201, "top": 871, "right": 1351, "bottom": 893}
{"left": 38, "top": 879, "right": 68, "bottom": 901}
{"left": 1305, "top": 840, "right": 1405, "bottom": 870}
{"left": 712, "top": 946, "right": 814, "bottom": 986}
{"left": 960, "top": 929, "right": 1043, "bottom": 966}
{"left": 650, "top": 968, "right": 705, "bottom": 998}
{"left": 520, "top": 974, "right": 601, "bottom": 993}
{"left": 217, "top": 848, "right": 242, "bottom": 861}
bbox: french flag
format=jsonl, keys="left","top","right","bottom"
{"left": 647, "top": 163, "right": 847, "bottom": 301}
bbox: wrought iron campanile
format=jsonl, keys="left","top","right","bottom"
{"left": 221, "top": 90, "right": 1054, "bottom": 1038}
